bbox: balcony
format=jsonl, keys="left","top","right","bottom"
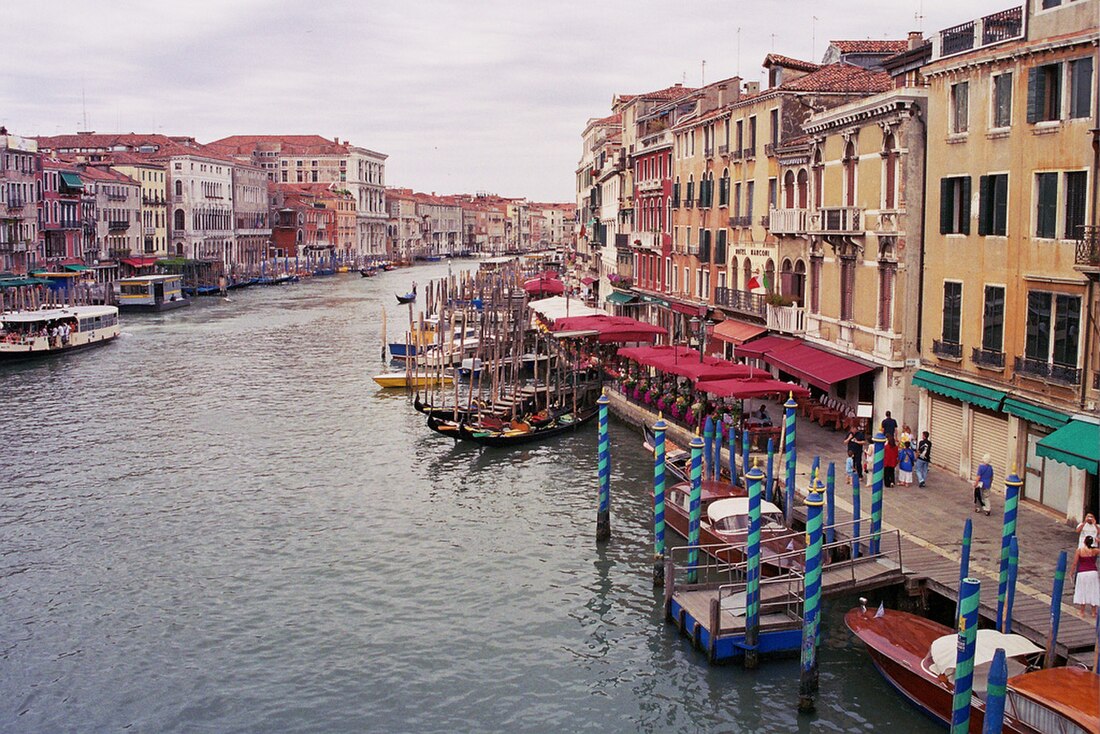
{"left": 632, "top": 231, "right": 661, "bottom": 251}
{"left": 714, "top": 286, "right": 766, "bottom": 318}
{"left": 934, "top": 6, "right": 1024, "bottom": 60}
{"left": 731, "top": 149, "right": 743, "bottom": 161}
{"left": 769, "top": 208, "right": 809, "bottom": 235}
{"left": 108, "top": 220, "right": 130, "bottom": 231}
{"left": 142, "top": 194, "right": 165, "bottom": 205}
{"left": 717, "top": 144, "right": 728, "bottom": 157}
{"left": 1075, "top": 225, "right": 1099, "bottom": 278}
{"left": 1015, "top": 357, "right": 1081, "bottom": 386}
{"left": 971, "top": 347, "right": 1005, "bottom": 370}
{"left": 637, "top": 178, "right": 662, "bottom": 193}
{"left": 106, "top": 192, "right": 127, "bottom": 201}
{"left": 764, "top": 143, "right": 776, "bottom": 157}
{"left": 741, "top": 148, "right": 755, "bottom": 160}
{"left": 932, "top": 339, "right": 962, "bottom": 360}
{"left": 704, "top": 147, "right": 714, "bottom": 160}
{"left": 767, "top": 304, "right": 805, "bottom": 334}
{"left": 728, "top": 215, "right": 752, "bottom": 228}
{"left": 940, "top": 20, "right": 975, "bottom": 56}
{"left": 816, "top": 207, "right": 862, "bottom": 235}
{"left": 5, "top": 197, "right": 25, "bottom": 209}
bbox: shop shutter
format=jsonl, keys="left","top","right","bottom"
{"left": 930, "top": 396, "right": 964, "bottom": 476}
{"left": 970, "top": 408, "right": 1011, "bottom": 487}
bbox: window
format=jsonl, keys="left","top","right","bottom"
{"left": 1041, "top": 0, "right": 1060, "bottom": 8}
{"left": 978, "top": 174, "right": 1008, "bottom": 236}
{"left": 672, "top": 179, "right": 680, "bottom": 207}
{"left": 843, "top": 142, "right": 857, "bottom": 206}
{"left": 1064, "top": 171, "right": 1087, "bottom": 240}
{"left": 733, "top": 183, "right": 742, "bottom": 217}
{"left": 942, "top": 281, "right": 962, "bottom": 344}
{"left": 173, "top": 209, "right": 185, "bottom": 231}
{"left": 939, "top": 176, "right": 971, "bottom": 234}
{"left": 719, "top": 170, "right": 729, "bottom": 206}
{"left": 748, "top": 116, "right": 757, "bottom": 151}
{"left": 810, "top": 256, "right": 822, "bottom": 313}
{"left": 992, "top": 73, "right": 1013, "bottom": 128}
{"left": 878, "top": 263, "right": 895, "bottom": 330}
{"left": 735, "top": 120, "right": 744, "bottom": 151}
{"left": 1035, "top": 172, "right": 1058, "bottom": 238}
{"left": 768, "top": 178, "right": 777, "bottom": 210}
{"left": 769, "top": 108, "right": 779, "bottom": 147}
{"left": 174, "top": 180, "right": 182, "bottom": 196}
{"left": 883, "top": 135, "right": 897, "bottom": 209}
{"left": 746, "top": 181, "right": 755, "bottom": 220}
{"left": 686, "top": 178, "right": 694, "bottom": 206}
{"left": 951, "top": 82, "right": 969, "bottom": 133}
{"left": 1069, "top": 57, "right": 1093, "bottom": 119}
{"left": 982, "top": 286, "right": 1004, "bottom": 352}
{"left": 840, "top": 256, "right": 856, "bottom": 321}
{"left": 1027, "top": 64, "right": 1062, "bottom": 122}
{"left": 1026, "top": 291, "right": 1080, "bottom": 367}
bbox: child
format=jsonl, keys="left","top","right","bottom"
{"left": 897, "top": 441, "right": 915, "bottom": 487}
{"left": 845, "top": 450, "right": 856, "bottom": 487}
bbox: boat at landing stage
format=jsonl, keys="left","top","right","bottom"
{"left": 0, "top": 305, "right": 120, "bottom": 360}
{"left": 372, "top": 371, "right": 455, "bottom": 389}
{"left": 425, "top": 405, "right": 598, "bottom": 447}
{"left": 115, "top": 274, "right": 190, "bottom": 312}
{"left": 845, "top": 605, "right": 1098, "bottom": 733}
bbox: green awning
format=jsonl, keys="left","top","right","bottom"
{"left": 606, "top": 291, "right": 637, "bottom": 305}
{"left": 1003, "top": 397, "right": 1071, "bottom": 429}
{"left": 62, "top": 264, "right": 89, "bottom": 272}
{"left": 0, "top": 277, "right": 50, "bottom": 288}
{"left": 1036, "top": 420, "right": 1099, "bottom": 474}
{"left": 911, "top": 369, "right": 1007, "bottom": 410}
{"left": 59, "top": 171, "right": 84, "bottom": 190}
{"left": 641, "top": 295, "right": 670, "bottom": 308}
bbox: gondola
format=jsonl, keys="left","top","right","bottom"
{"left": 360, "top": 267, "right": 376, "bottom": 278}
{"left": 396, "top": 292, "right": 416, "bottom": 304}
{"left": 413, "top": 395, "right": 483, "bottom": 422}
{"left": 452, "top": 406, "right": 599, "bottom": 447}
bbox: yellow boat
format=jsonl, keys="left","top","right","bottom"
{"left": 372, "top": 371, "right": 455, "bottom": 389}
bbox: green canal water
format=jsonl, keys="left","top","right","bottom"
{"left": 0, "top": 262, "right": 940, "bottom": 732}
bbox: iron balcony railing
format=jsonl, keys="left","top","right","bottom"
{"left": 728, "top": 215, "right": 752, "bottom": 228}
{"left": 741, "top": 147, "right": 755, "bottom": 160}
{"left": 5, "top": 197, "right": 25, "bottom": 209}
{"left": 108, "top": 220, "right": 129, "bottom": 230}
{"left": 1015, "top": 356, "right": 1081, "bottom": 386}
{"left": 982, "top": 6, "right": 1023, "bottom": 46}
{"left": 816, "top": 207, "right": 862, "bottom": 234}
{"left": 933, "top": 339, "right": 962, "bottom": 360}
{"left": 1075, "top": 226, "right": 1099, "bottom": 269}
{"left": 717, "top": 144, "right": 729, "bottom": 156}
{"left": 941, "top": 20, "right": 976, "bottom": 56}
{"left": 936, "top": 6, "right": 1024, "bottom": 59}
{"left": 714, "top": 286, "right": 766, "bottom": 317}
{"left": 971, "top": 347, "right": 1005, "bottom": 369}
{"left": 764, "top": 143, "right": 776, "bottom": 157}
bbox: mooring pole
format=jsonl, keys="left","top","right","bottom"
{"left": 783, "top": 394, "right": 797, "bottom": 525}
{"left": 728, "top": 426, "right": 738, "bottom": 487}
{"left": 687, "top": 433, "right": 705, "bottom": 584}
{"left": 1044, "top": 551, "right": 1067, "bottom": 669}
{"left": 703, "top": 415, "right": 715, "bottom": 482}
{"left": 765, "top": 437, "right": 775, "bottom": 504}
{"left": 1004, "top": 536, "right": 1019, "bottom": 634}
{"left": 851, "top": 471, "right": 861, "bottom": 559}
{"left": 957, "top": 519, "right": 972, "bottom": 625}
{"left": 596, "top": 392, "right": 611, "bottom": 542}
{"left": 652, "top": 417, "right": 667, "bottom": 587}
{"left": 798, "top": 483, "right": 825, "bottom": 713}
{"left": 981, "top": 648, "right": 1008, "bottom": 734}
{"left": 950, "top": 577, "right": 981, "bottom": 734}
{"left": 742, "top": 430, "right": 751, "bottom": 490}
{"left": 713, "top": 423, "right": 723, "bottom": 481}
{"left": 809, "top": 455, "right": 820, "bottom": 486}
{"left": 870, "top": 432, "right": 885, "bottom": 556}
{"left": 744, "top": 462, "right": 764, "bottom": 670}
{"left": 825, "top": 462, "right": 836, "bottom": 546}
{"left": 997, "top": 469, "right": 1022, "bottom": 631}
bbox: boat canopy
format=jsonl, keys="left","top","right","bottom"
{"left": 1, "top": 305, "right": 118, "bottom": 323}
{"left": 707, "top": 497, "right": 783, "bottom": 524}
{"left": 528, "top": 296, "right": 604, "bottom": 322}
{"left": 928, "top": 629, "right": 1042, "bottom": 678}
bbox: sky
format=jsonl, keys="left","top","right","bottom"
{"left": 2, "top": 0, "right": 1017, "bottom": 202}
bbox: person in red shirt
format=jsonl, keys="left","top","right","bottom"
{"left": 883, "top": 436, "right": 899, "bottom": 487}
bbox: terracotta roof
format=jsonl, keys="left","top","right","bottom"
{"left": 206, "top": 134, "right": 349, "bottom": 156}
{"left": 594, "top": 112, "right": 622, "bottom": 126}
{"left": 76, "top": 166, "right": 139, "bottom": 185}
{"left": 764, "top": 53, "right": 821, "bottom": 72}
{"left": 829, "top": 40, "right": 909, "bottom": 54}
{"left": 622, "top": 84, "right": 698, "bottom": 103}
{"left": 779, "top": 62, "right": 892, "bottom": 93}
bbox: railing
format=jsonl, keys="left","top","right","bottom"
{"left": 108, "top": 220, "right": 129, "bottom": 230}
{"left": 816, "top": 207, "right": 862, "bottom": 234}
{"left": 142, "top": 195, "right": 165, "bottom": 205}
{"left": 940, "top": 20, "right": 976, "bottom": 56}
{"left": 972, "top": 347, "right": 1005, "bottom": 369}
{"left": 106, "top": 192, "right": 127, "bottom": 201}
{"left": 982, "top": 6, "right": 1023, "bottom": 46}
{"left": 714, "top": 286, "right": 766, "bottom": 317}
{"left": 5, "top": 197, "right": 25, "bottom": 209}
{"left": 1075, "top": 226, "right": 1099, "bottom": 270}
{"left": 767, "top": 304, "right": 805, "bottom": 334}
{"left": 731, "top": 149, "right": 743, "bottom": 161}
{"left": 1015, "top": 357, "right": 1081, "bottom": 386}
{"left": 632, "top": 231, "right": 661, "bottom": 251}
{"left": 704, "top": 147, "right": 714, "bottom": 160}
{"left": 728, "top": 215, "right": 752, "bottom": 228}
{"left": 933, "top": 339, "right": 962, "bottom": 359}
{"left": 769, "top": 208, "right": 809, "bottom": 235}
{"left": 764, "top": 143, "right": 776, "bottom": 157}
{"left": 717, "top": 144, "right": 728, "bottom": 156}
{"left": 935, "top": 6, "right": 1024, "bottom": 59}
{"left": 741, "top": 147, "right": 755, "bottom": 160}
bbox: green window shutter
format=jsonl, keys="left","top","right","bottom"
{"left": 940, "top": 178, "right": 953, "bottom": 234}
{"left": 978, "top": 175, "right": 991, "bottom": 236}
{"left": 959, "top": 177, "right": 972, "bottom": 235}
{"left": 1026, "top": 67, "right": 1041, "bottom": 123}
{"left": 1037, "top": 173, "right": 1058, "bottom": 238}
{"left": 993, "top": 175, "right": 1008, "bottom": 236}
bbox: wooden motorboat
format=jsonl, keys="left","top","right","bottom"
{"left": 844, "top": 605, "right": 1096, "bottom": 732}
{"left": 372, "top": 371, "right": 454, "bottom": 389}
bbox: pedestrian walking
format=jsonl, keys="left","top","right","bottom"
{"left": 880, "top": 411, "right": 897, "bottom": 440}
{"left": 845, "top": 450, "right": 857, "bottom": 487}
{"left": 1077, "top": 513, "right": 1098, "bottom": 549}
{"left": 973, "top": 453, "right": 993, "bottom": 515}
{"left": 844, "top": 423, "right": 867, "bottom": 480}
{"left": 915, "top": 431, "right": 931, "bottom": 487}
{"left": 1072, "top": 535, "right": 1099, "bottom": 618}
{"left": 897, "top": 441, "right": 915, "bottom": 487}
{"left": 899, "top": 424, "right": 913, "bottom": 447}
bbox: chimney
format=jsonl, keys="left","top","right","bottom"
{"left": 717, "top": 84, "right": 727, "bottom": 108}
{"left": 743, "top": 81, "right": 760, "bottom": 96}
{"left": 908, "top": 31, "right": 923, "bottom": 50}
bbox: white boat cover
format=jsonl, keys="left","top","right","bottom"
{"left": 929, "top": 629, "right": 1042, "bottom": 678}
{"left": 527, "top": 296, "right": 604, "bottom": 323}
{"left": 707, "top": 497, "right": 783, "bottom": 524}
{"left": 1, "top": 305, "right": 117, "bottom": 323}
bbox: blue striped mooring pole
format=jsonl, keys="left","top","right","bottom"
{"left": 1005, "top": 536, "right": 1019, "bottom": 634}
{"left": 652, "top": 417, "right": 667, "bottom": 587}
{"left": 596, "top": 392, "right": 611, "bottom": 542}
{"left": 825, "top": 462, "right": 836, "bottom": 545}
{"left": 728, "top": 426, "right": 738, "bottom": 487}
{"left": 981, "top": 647, "right": 1008, "bottom": 734}
{"left": 1044, "top": 550, "right": 1067, "bottom": 669}
{"left": 712, "top": 422, "right": 723, "bottom": 481}
{"left": 810, "top": 455, "right": 820, "bottom": 486}
{"left": 743, "top": 462, "right": 764, "bottom": 670}
{"left": 741, "top": 429, "right": 751, "bottom": 489}
{"left": 957, "top": 519, "right": 973, "bottom": 625}
{"left": 851, "top": 471, "right": 861, "bottom": 559}
{"left": 703, "top": 416, "right": 715, "bottom": 482}
{"left": 798, "top": 483, "right": 825, "bottom": 713}
{"left": 950, "top": 577, "right": 981, "bottom": 734}
{"left": 687, "top": 433, "right": 704, "bottom": 584}
{"left": 997, "top": 470, "right": 1022, "bottom": 631}
{"left": 765, "top": 437, "right": 775, "bottom": 503}
{"left": 783, "top": 394, "right": 797, "bottom": 525}
{"left": 870, "top": 432, "right": 885, "bottom": 556}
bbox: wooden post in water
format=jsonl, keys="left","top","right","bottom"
{"left": 652, "top": 416, "right": 667, "bottom": 586}
{"left": 825, "top": 463, "right": 836, "bottom": 545}
{"left": 743, "top": 462, "right": 765, "bottom": 670}
{"left": 765, "top": 437, "right": 775, "bottom": 503}
{"left": 595, "top": 392, "right": 611, "bottom": 543}
{"left": 798, "top": 481, "right": 825, "bottom": 713}
{"left": 950, "top": 577, "right": 981, "bottom": 734}
{"left": 686, "top": 432, "right": 704, "bottom": 584}
{"left": 870, "top": 432, "right": 885, "bottom": 556}
{"left": 1004, "top": 536, "right": 1019, "bottom": 634}
{"left": 997, "top": 469, "right": 1022, "bottom": 631}
{"left": 981, "top": 648, "right": 1008, "bottom": 734}
{"left": 957, "top": 519, "right": 972, "bottom": 625}
{"left": 1044, "top": 551, "right": 1067, "bottom": 669}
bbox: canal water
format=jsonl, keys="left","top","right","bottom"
{"left": 1, "top": 262, "right": 939, "bottom": 733}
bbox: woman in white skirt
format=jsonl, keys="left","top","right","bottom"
{"left": 1072, "top": 535, "right": 1099, "bottom": 618}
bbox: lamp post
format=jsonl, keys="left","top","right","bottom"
{"left": 689, "top": 305, "right": 708, "bottom": 363}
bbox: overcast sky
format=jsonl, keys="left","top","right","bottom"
{"left": 3, "top": 0, "right": 1014, "bottom": 202}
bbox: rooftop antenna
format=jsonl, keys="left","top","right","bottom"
{"left": 737, "top": 27, "right": 742, "bottom": 76}
{"left": 770, "top": 33, "right": 777, "bottom": 51}
{"left": 682, "top": 70, "right": 687, "bottom": 86}
{"left": 812, "top": 16, "right": 819, "bottom": 62}
{"left": 701, "top": 59, "right": 706, "bottom": 86}
{"left": 914, "top": 0, "right": 925, "bottom": 31}
{"left": 81, "top": 80, "right": 88, "bottom": 131}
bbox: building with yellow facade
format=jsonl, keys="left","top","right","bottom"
{"left": 110, "top": 156, "right": 168, "bottom": 258}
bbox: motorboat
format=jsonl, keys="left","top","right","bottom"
{"left": 372, "top": 370, "right": 454, "bottom": 389}
{"left": 115, "top": 274, "right": 190, "bottom": 312}
{"left": 0, "top": 305, "right": 120, "bottom": 360}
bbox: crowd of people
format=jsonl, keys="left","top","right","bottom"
{"left": 0, "top": 318, "right": 77, "bottom": 346}
{"left": 842, "top": 411, "right": 931, "bottom": 491}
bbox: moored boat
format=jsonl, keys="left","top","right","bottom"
{"left": 434, "top": 405, "right": 599, "bottom": 447}
{"left": 845, "top": 605, "right": 1096, "bottom": 732}
{"left": 372, "top": 370, "right": 455, "bottom": 389}
{"left": 0, "top": 305, "right": 120, "bottom": 360}
{"left": 116, "top": 274, "right": 190, "bottom": 312}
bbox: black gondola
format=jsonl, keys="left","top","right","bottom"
{"left": 446, "top": 407, "right": 599, "bottom": 447}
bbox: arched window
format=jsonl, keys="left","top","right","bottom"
{"left": 765, "top": 258, "right": 776, "bottom": 293}
{"left": 719, "top": 168, "right": 730, "bottom": 207}
{"left": 173, "top": 209, "right": 185, "bottom": 231}
{"left": 796, "top": 169, "right": 809, "bottom": 208}
{"left": 883, "top": 133, "right": 897, "bottom": 210}
{"left": 743, "top": 257, "right": 753, "bottom": 289}
{"left": 792, "top": 259, "right": 807, "bottom": 305}
{"left": 730, "top": 258, "right": 738, "bottom": 291}
{"left": 783, "top": 171, "right": 796, "bottom": 208}
{"left": 843, "top": 141, "right": 857, "bottom": 207}
{"left": 174, "top": 180, "right": 182, "bottom": 197}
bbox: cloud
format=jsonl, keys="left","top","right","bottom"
{"left": 2, "top": 0, "right": 1015, "bottom": 201}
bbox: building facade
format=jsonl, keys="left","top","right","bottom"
{"left": 110, "top": 157, "right": 168, "bottom": 258}
{"left": 232, "top": 163, "right": 271, "bottom": 270}
{"left": 80, "top": 165, "right": 142, "bottom": 260}
{"left": 165, "top": 152, "right": 235, "bottom": 264}
{"left": 0, "top": 130, "right": 41, "bottom": 273}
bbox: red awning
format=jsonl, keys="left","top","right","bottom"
{"left": 712, "top": 319, "right": 767, "bottom": 345}
{"left": 121, "top": 257, "right": 159, "bottom": 268}
{"left": 700, "top": 378, "right": 811, "bottom": 399}
{"left": 618, "top": 345, "right": 697, "bottom": 364}
{"left": 764, "top": 343, "right": 876, "bottom": 390}
{"left": 735, "top": 335, "right": 799, "bottom": 359}
{"left": 581, "top": 277, "right": 596, "bottom": 285}
{"left": 552, "top": 315, "right": 664, "bottom": 343}
{"left": 650, "top": 353, "right": 757, "bottom": 382}
{"left": 523, "top": 275, "right": 565, "bottom": 295}
{"left": 671, "top": 301, "right": 706, "bottom": 316}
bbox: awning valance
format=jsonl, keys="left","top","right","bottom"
{"left": 121, "top": 257, "right": 159, "bottom": 268}
{"left": 912, "top": 369, "right": 1007, "bottom": 411}
{"left": 735, "top": 335, "right": 798, "bottom": 360}
{"left": 605, "top": 291, "right": 637, "bottom": 305}
{"left": 765, "top": 343, "right": 876, "bottom": 390}
{"left": 712, "top": 319, "right": 767, "bottom": 345}
{"left": 62, "top": 264, "right": 88, "bottom": 272}
{"left": 551, "top": 314, "right": 664, "bottom": 343}
{"left": 700, "top": 377, "right": 811, "bottom": 399}
{"left": 59, "top": 171, "right": 84, "bottom": 190}
{"left": 1002, "top": 397, "right": 1070, "bottom": 429}
{"left": 1036, "top": 420, "right": 1098, "bottom": 474}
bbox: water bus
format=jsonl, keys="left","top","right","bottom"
{"left": 0, "top": 305, "right": 120, "bottom": 360}
{"left": 116, "top": 274, "right": 190, "bottom": 312}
